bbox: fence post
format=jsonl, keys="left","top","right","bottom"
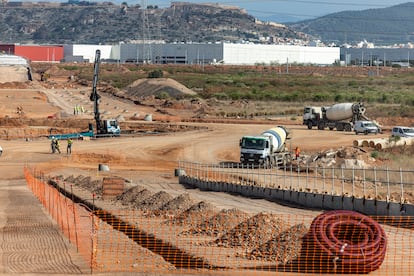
{"left": 400, "top": 167, "right": 404, "bottom": 203}
{"left": 374, "top": 167, "right": 378, "bottom": 199}
{"left": 331, "top": 167, "right": 335, "bottom": 195}
{"left": 352, "top": 167, "right": 355, "bottom": 197}
{"left": 363, "top": 168, "right": 366, "bottom": 198}
{"left": 341, "top": 167, "right": 344, "bottom": 195}
{"left": 322, "top": 166, "right": 326, "bottom": 193}
{"left": 386, "top": 167, "right": 390, "bottom": 202}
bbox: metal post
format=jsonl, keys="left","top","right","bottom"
{"left": 341, "top": 167, "right": 344, "bottom": 195}
{"left": 363, "top": 168, "right": 366, "bottom": 198}
{"left": 331, "top": 167, "right": 335, "bottom": 195}
{"left": 400, "top": 168, "right": 404, "bottom": 203}
{"left": 352, "top": 167, "right": 355, "bottom": 197}
{"left": 386, "top": 167, "right": 390, "bottom": 202}
{"left": 374, "top": 167, "right": 378, "bottom": 199}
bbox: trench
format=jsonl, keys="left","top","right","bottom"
{"left": 48, "top": 179, "right": 219, "bottom": 270}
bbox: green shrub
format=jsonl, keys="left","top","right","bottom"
{"left": 148, "top": 69, "right": 163, "bottom": 78}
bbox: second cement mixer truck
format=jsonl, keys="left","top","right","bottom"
{"left": 303, "top": 102, "right": 380, "bottom": 133}
{"left": 240, "top": 126, "right": 291, "bottom": 168}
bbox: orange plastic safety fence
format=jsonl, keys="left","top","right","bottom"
{"left": 24, "top": 167, "right": 414, "bottom": 275}
{"left": 24, "top": 167, "right": 95, "bottom": 269}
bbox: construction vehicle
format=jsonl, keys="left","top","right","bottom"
{"left": 239, "top": 126, "right": 291, "bottom": 168}
{"left": 303, "top": 102, "right": 379, "bottom": 132}
{"left": 89, "top": 50, "right": 121, "bottom": 136}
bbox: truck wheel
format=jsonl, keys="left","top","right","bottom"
{"left": 364, "top": 130, "right": 368, "bottom": 135}
{"left": 318, "top": 122, "right": 325, "bottom": 130}
{"left": 345, "top": 124, "right": 352, "bottom": 132}
{"left": 307, "top": 121, "right": 313, "bottom": 129}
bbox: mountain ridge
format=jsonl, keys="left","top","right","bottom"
{"left": 287, "top": 2, "right": 414, "bottom": 45}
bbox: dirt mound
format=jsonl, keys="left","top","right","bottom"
{"left": 130, "top": 189, "right": 154, "bottom": 206}
{"left": 159, "top": 193, "right": 195, "bottom": 213}
{"left": 0, "top": 66, "right": 30, "bottom": 83}
{"left": 167, "top": 201, "right": 218, "bottom": 227}
{"left": 124, "top": 78, "right": 196, "bottom": 99}
{"left": 135, "top": 191, "right": 173, "bottom": 211}
{"left": 181, "top": 208, "right": 249, "bottom": 237}
{"left": 247, "top": 223, "right": 308, "bottom": 263}
{"left": 116, "top": 185, "right": 146, "bottom": 204}
{"left": 213, "top": 212, "right": 288, "bottom": 249}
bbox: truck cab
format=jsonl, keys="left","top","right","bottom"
{"left": 354, "top": 120, "right": 380, "bottom": 135}
{"left": 303, "top": 106, "right": 322, "bottom": 129}
{"left": 101, "top": 119, "right": 121, "bottom": 136}
{"left": 240, "top": 136, "right": 270, "bottom": 166}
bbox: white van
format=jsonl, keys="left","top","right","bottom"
{"left": 391, "top": 126, "right": 414, "bottom": 138}
{"left": 354, "top": 120, "right": 380, "bottom": 135}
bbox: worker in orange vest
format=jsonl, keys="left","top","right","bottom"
{"left": 295, "top": 146, "right": 301, "bottom": 160}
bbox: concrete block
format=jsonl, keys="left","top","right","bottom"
{"left": 290, "top": 191, "right": 300, "bottom": 205}
{"left": 271, "top": 189, "right": 284, "bottom": 201}
{"left": 342, "top": 196, "right": 353, "bottom": 211}
{"left": 363, "top": 199, "right": 377, "bottom": 216}
{"left": 227, "top": 183, "right": 235, "bottom": 193}
{"left": 263, "top": 188, "right": 272, "bottom": 200}
{"left": 298, "top": 192, "right": 307, "bottom": 208}
{"left": 376, "top": 200, "right": 388, "bottom": 216}
{"left": 402, "top": 203, "right": 414, "bottom": 216}
{"left": 388, "top": 202, "right": 402, "bottom": 216}
{"left": 235, "top": 184, "right": 242, "bottom": 195}
{"left": 353, "top": 197, "right": 365, "bottom": 214}
{"left": 241, "top": 185, "right": 250, "bottom": 196}
{"left": 322, "top": 195, "right": 334, "bottom": 210}
{"left": 252, "top": 186, "right": 263, "bottom": 198}
{"left": 332, "top": 195, "right": 343, "bottom": 210}
{"left": 306, "top": 193, "right": 323, "bottom": 209}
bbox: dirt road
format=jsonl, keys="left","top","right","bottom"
{"left": 0, "top": 80, "right": 400, "bottom": 275}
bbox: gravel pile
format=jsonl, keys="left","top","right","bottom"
{"left": 167, "top": 201, "right": 217, "bottom": 228}
{"left": 61, "top": 175, "right": 103, "bottom": 195}
{"left": 181, "top": 208, "right": 249, "bottom": 237}
{"left": 135, "top": 191, "right": 173, "bottom": 211}
{"left": 247, "top": 223, "right": 308, "bottom": 263}
{"left": 213, "top": 212, "right": 288, "bottom": 250}
{"left": 116, "top": 185, "right": 146, "bottom": 204}
{"left": 159, "top": 193, "right": 195, "bottom": 213}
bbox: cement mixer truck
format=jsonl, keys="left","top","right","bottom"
{"left": 239, "top": 126, "right": 291, "bottom": 168}
{"left": 303, "top": 102, "right": 380, "bottom": 133}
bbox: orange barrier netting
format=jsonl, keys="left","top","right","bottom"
{"left": 24, "top": 167, "right": 414, "bottom": 275}
{"left": 24, "top": 167, "right": 96, "bottom": 269}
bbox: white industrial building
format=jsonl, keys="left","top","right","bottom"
{"left": 63, "top": 42, "right": 340, "bottom": 66}
{"left": 63, "top": 44, "right": 114, "bottom": 63}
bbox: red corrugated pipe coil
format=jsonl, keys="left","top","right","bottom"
{"left": 303, "top": 210, "right": 387, "bottom": 274}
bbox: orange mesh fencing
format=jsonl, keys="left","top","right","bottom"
{"left": 24, "top": 167, "right": 96, "bottom": 269}
{"left": 24, "top": 167, "right": 414, "bottom": 275}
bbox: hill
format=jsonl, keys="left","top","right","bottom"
{"left": 287, "top": 2, "right": 414, "bottom": 46}
{"left": 0, "top": 2, "right": 306, "bottom": 45}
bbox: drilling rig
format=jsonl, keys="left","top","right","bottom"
{"left": 90, "top": 50, "right": 121, "bottom": 136}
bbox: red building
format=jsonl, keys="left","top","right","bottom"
{"left": 0, "top": 44, "right": 64, "bottom": 62}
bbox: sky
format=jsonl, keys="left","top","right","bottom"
{"left": 139, "top": 0, "right": 410, "bottom": 22}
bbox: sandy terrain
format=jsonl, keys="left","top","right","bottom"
{"left": 0, "top": 67, "right": 410, "bottom": 275}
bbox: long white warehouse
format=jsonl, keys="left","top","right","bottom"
{"left": 63, "top": 42, "right": 340, "bottom": 65}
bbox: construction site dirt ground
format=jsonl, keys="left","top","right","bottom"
{"left": 0, "top": 68, "right": 412, "bottom": 275}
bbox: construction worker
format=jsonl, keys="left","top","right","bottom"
{"left": 51, "top": 137, "right": 56, "bottom": 153}
{"left": 55, "top": 138, "right": 61, "bottom": 154}
{"left": 295, "top": 146, "right": 301, "bottom": 160}
{"left": 67, "top": 138, "right": 73, "bottom": 154}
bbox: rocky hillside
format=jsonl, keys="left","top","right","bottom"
{"left": 0, "top": 2, "right": 307, "bottom": 44}
{"left": 287, "top": 2, "right": 414, "bottom": 45}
